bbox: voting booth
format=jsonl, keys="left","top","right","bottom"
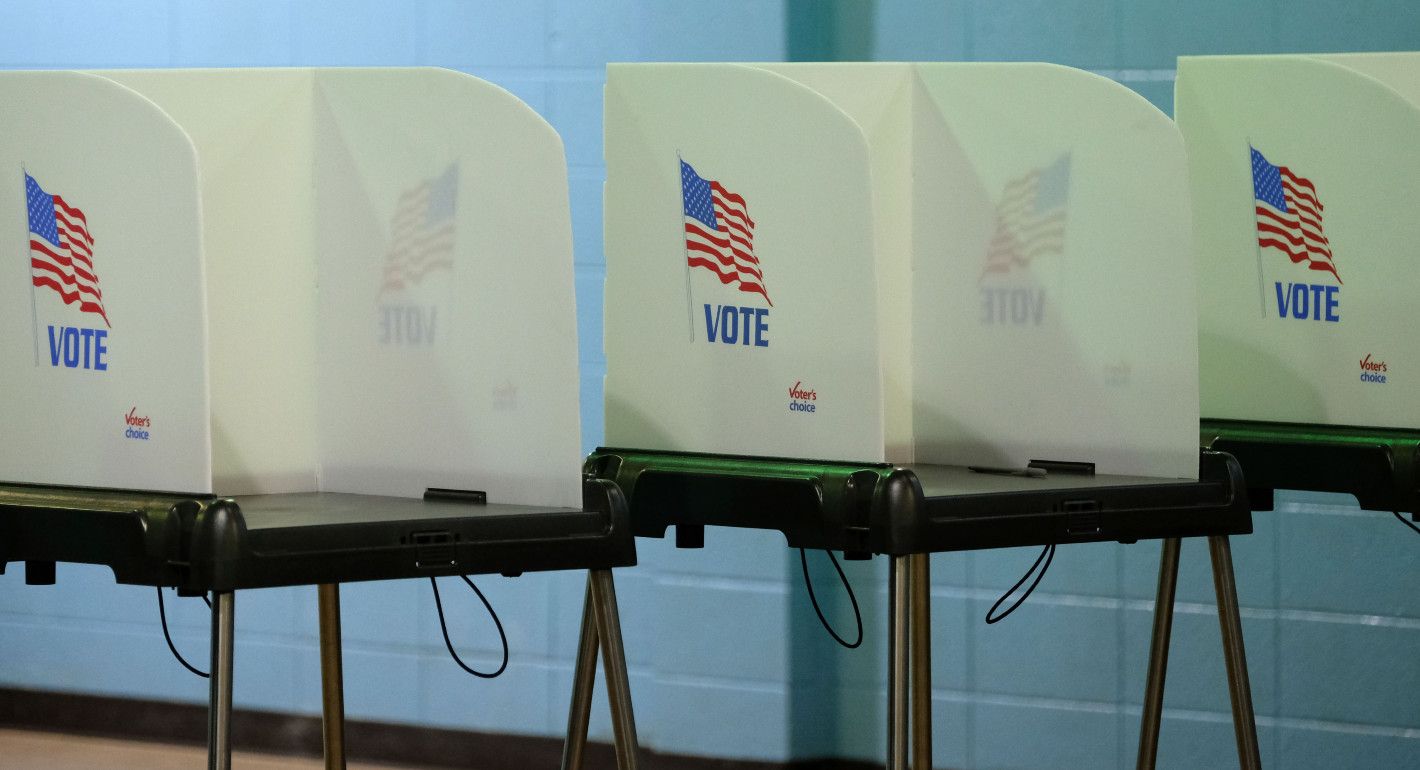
{"left": 603, "top": 62, "right": 1198, "bottom": 478}
{"left": 0, "top": 68, "right": 644, "bottom": 770}
{"left": 595, "top": 61, "right": 1263, "bottom": 770}
{"left": 1177, "top": 53, "right": 1420, "bottom": 430}
{"left": 0, "top": 68, "right": 582, "bottom": 506}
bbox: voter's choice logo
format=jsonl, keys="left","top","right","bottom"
{"left": 378, "top": 164, "right": 457, "bottom": 347}
{"left": 23, "top": 171, "right": 110, "bottom": 372}
{"left": 979, "top": 154, "right": 1070, "bottom": 327}
{"left": 679, "top": 158, "right": 770, "bottom": 348}
{"left": 1359, "top": 354, "right": 1389, "bottom": 385}
{"left": 123, "top": 406, "right": 152, "bottom": 441}
{"left": 1250, "top": 147, "right": 1341, "bottom": 323}
{"left": 787, "top": 380, "right": 817, "bottom": 415}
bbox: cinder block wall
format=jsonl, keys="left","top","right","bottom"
{"left": 0, "top": 2, "right": 1416, "bottom": 768}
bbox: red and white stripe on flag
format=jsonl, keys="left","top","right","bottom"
{"left": 380, "top": 165, "right": 458, "bottom": 294}
{"left": 683, "top": 179, "right": 772, "bottom": 306}
{"left": 29, "top": 188, "right": 109, "bottom": 327}
{"left": 1255, "top": 165, "right": 1340, "bottom": 284}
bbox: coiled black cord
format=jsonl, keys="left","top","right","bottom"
{"left": 430, "top": 575, "right": 509, "bottom": 678}
{"left": 799, "top": 548, "right": 863, "bottom": 649}
{"left": 1394, "top": 511, "right": 1420, "bottom": 536}
{"left": 985, "top": 543, "right": 1056, "bottom": 624}
{"left": 156, "top": 587, "right": 209, "bottom": 678}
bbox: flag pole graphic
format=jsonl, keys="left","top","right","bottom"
{"left": 1248, "top": 142, "right": 1267, "bottom": 319}
{"left": 21, "top": 164, "right": 38, "bottom": 365}
{"left": 678, "top": 151, "right": 694, "bottom": 341}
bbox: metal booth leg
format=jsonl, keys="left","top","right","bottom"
{"left": 208, "top": 591, "right": 235, "bottom": 770}
{"left": 1208, "top": 536, "right": 1262, "bottom": 770}
{"left": 1136, "top": 537, "right": 1181, "bottom": 770}
{"left": 561, "top": 569, "right": 640, "bottom": 770}
{"left": 591, "top": 569, "right": 639, "bottom": 770}
{"left": 909, "top": 553, "right": 932, "bottom": 770}
{"left": 318, "top": 584, "right": 347, "bottom": 770}
{"left": 887, "top": 555, "right": 910, "bottom": 770}
{"left": 561, "top": 576, "right": 600, "bottom": 770}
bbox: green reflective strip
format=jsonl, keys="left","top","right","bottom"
{"left": 1202, "top": 418, "right": 1420, "bottom": 448}
{"left": 591, "top": 447, "right": 893, "bottom": 482}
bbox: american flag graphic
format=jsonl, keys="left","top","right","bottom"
{"left": 681, "top": 159, "right": 771, "bottom": 306}
{"left": 1251, "top": 147, "right": 1339, "bottom": 284}
{"left": 26, "top": 173, "right": 108, "bottom": 327}
{"left": 982, "top": 154, "right": 1071, "bottom": 279}
{"left": 380, "top": 164, "right": 458, "bottom": 294}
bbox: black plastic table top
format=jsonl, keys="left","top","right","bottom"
{"left": 1202, "top": 418, "right": 1420, "bottom": 518}
{"left": 0, "top": 478, "right": 635, "bottom": 592}
{"left": 585, "top": 447, "right": 1250, "bottom": 556}
{"left": 237, "top": 492, "right": 611, "bottom": 531}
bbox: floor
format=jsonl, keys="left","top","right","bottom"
{"left": 0, "top": 728, "right": 435, "bottom": 770}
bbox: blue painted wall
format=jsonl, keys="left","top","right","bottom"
{"left": 0, "top": 2, "right": 1417, "bottom": 768}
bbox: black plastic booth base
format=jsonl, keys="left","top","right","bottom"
{"left": 579, "top": 447, "right": 1261, "bottom": 770}
{"left": 0, "top": 477, "right": 640, "bottom": 770}
{"left": 1202, "top": 418, "right": 1420, "bottom": 519}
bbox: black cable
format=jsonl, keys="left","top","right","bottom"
{"left": 799, "top": 548, "right": 863, "bottom": 649}
{"left": 430, "top": 575, "right": 509, "bottom": 678}
{"left": 1394, "top": 511, "right": 1420, "bottom": 536}
{"left": 156, "top": 587, "right": 209, "bottom": 678}
{"left": 985, "top": 543, "right": 1056, "bottom": 624}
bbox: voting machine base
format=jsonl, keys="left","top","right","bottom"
{"left": 0, "top": 478, "right": 640, "bottom": 770}
{"left": 1203, "top": 418, "right": 1420, "bottom": 519}
{"left": 577, "top": 447, "right": 1259, "bottom": 770}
